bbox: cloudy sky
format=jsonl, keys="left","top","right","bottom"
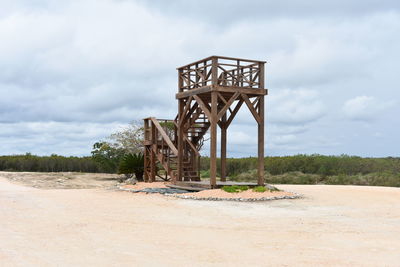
{"left": 0, "top": 0, "right": 399, "bottom": 157}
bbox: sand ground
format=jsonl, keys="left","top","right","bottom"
{"left": 0, "top": 172, "right": 399, "bottom": 266}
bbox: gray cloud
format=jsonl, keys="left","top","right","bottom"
{"left": 136, "top": 0, "right": 400, "bottom": 23}
{"left": 0, "top": 0, "right": 399, "bottom": 156}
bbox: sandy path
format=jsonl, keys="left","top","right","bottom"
{"left": 0, "top": 177, "right": 399, "bottom": 267}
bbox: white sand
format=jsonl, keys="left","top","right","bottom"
{"left": 1, "top": 174, "right": 399, "bottom": 266}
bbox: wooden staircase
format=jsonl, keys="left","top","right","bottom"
{"left": 143, "top": 108, "right": 209, "bottom": 182}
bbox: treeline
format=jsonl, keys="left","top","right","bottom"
{"left": 0, "top": 154, "right": 104, "bottom": 173}
{"left": 2, "top": 154, "right": 399, "bottom": 179}
{"left": 200, "top": 154, "right": 400, "bottom": 177}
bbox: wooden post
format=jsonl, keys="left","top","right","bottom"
{"left": 178, "top": 69, "right": 183, "bottom": 92}
{"left": 210, "top": 91, "right": 217, "bottom": 188}
{"left": 258, "top": 62, "right": 265, "bottom": 186}
{"left": 150, "top": 121, "right": 156, "bottom": 183}
{"left": 257, "top": 96, "right": 265, "bottom": 186}
{"left": 220, "top": 113, "right": 227, "bottom": 182}
{"left": 143, "top": 119, "right": 149, "bottom": 182}
{"left": 177, "top": 99, "right": 184, "bottom": 182}
{"left": 211, "top": 57, "right": 218, "bottom": 85}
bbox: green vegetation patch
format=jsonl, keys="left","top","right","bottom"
{"left": 252, "top": 186, "right": 267, "bottom": 192}
{"left": 222, "top": 185, "right": 249, "bottom": 193}
{"left": 222, "top": 185, "right": 281, "bottom": 193}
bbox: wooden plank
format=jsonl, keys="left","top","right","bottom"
{"left": 259, "top": 62, "right": 265, "bottom": 89}
{"left": 225, "top": 99, "right": 243, "bottom": 128}
{"left": 182, "top": 102, "right": 199, "bottom": 126}
{"left": 214, "top": 55, "right": 266, "bottom": 64}
{"left": 218, "top": 62, "right": 259, "bottom": 68}
{"left": 220, "top": 113, "right": 227, "bottom": 182}
{"left": 143, "top": 140, "right": 152, "bottom": 146}
{"left": 210, "top": 91, "right": 217, "bottom": 188}
{"left": 258, "top": 62, "right": 265, "bottom": 186}
{"left": 177, "top": 56, "right": 214, "bottom": 70}
{"left": 241, "top": 93, "right": 262, "bottom": 124}
{"left": 178, "top": 69, "right": 183, "bottom": 92}
{"left": 212, "top": 57, "right": 218, "bottom": 85}
{"left": 150, "top": 124, "right": 156, "bottom": 183}
{"left": 144, "top": 146, "right": 150, "bottom": 182}
{"left": 180, "top": 63, "right": 213, "bottom": 75}
{"left": 150, "top": 118, "right": 178, "bottom": 155}
{"left": 177, "top": 100, "right": 184, "bottom": 183}
{"left": 178, "top": 96, "right": 193, "bottom": 126}
{"left": 175, "top": 85, "right": 212, "bottom": 99}
{"left": 215, "top": 86, "right": 267, "bottom": 95}
{"left": 217, "top": 91, "right": 240, "bottom": 121}
{"left": 193, "top": 95, "right": 213, "bottom": 122}
{"left": 177, "top": 56, "right": 265, "bottom": 70}
{"left": 183, "top": 135, "right": 201, "bottom": 156}
{"left": 258, "top": 96, "right": 265, "bottom": 186}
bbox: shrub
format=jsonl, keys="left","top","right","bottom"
{"left": 221, "top": 185, "right": 249, "bottom": 193}
{"left": 200, "top": 155, "right": 400, "bottom": 179}
{"left": 325, "top": 172, "right": 400, "bottom": 187}
{"left": 265, "top": 171, "right": 322, "bottom": 185}
{"left": 252, "top": 186, "right": 267, "bottom": 192}
{"left": 233, "top": 169, "right": 258, "bottom": 182}
{"left": 221, "top": 186, "right": 238, "bottom": 193}
{"left": 200, "top": 170, "right": 210, "bottom": 178}
{"left": 118, "top": 153, "right": 144, "bottom": 181}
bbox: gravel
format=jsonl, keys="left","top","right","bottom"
{"left": 119, "top": 187, "right": 190, "bottom": 194}
{"left": 119, "top": 186, "right": 301, "bottom": 201}
{"left": 167, "top": 193, "right": 301, "bottom": 202}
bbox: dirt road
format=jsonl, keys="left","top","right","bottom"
{"left": 0, "top": 175, "right": 399, "bottom": 266}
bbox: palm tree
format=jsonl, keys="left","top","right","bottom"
{"left": 118, "top": 153, "right": 144, "bottom": 181}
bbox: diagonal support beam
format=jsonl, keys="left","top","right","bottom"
{"left": 182, "top": 102, "right": 199, "bottom": 128}
{"left": 241, "top": 93, "right": 262, "bottom": 124}
{"left": 178, "top": 96, "right": 193, "bottom": 126}
{"left": 193, "top": 95, "right": 213, "bottom": 122}
{"left": 217, "top": 92, "right": 240, "bottom": 121}
{"left": 225, "top": 99, "right": 243, "bottom": 128}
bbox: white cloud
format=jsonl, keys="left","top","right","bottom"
{"left": 268, "top": 89, "right": 325, "bottom": 125}
{"left": 0, "top": 121, "right": 125, "bottom": 155}
{"left": 342, "top": 95, "right": 395, "bottom": 121}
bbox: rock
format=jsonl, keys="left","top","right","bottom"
{"left": 125, "top": 178, "right": 137, "bottom": 185}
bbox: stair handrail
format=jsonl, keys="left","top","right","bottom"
{"left": 150, "top": 117, "right": 178, "bottom": 156}
{"left": 173, "top": 120, "right": 201, "bottom": 157}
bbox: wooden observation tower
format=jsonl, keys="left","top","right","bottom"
{"left": 144, "top": 56, "right": 267, "bottom": 188}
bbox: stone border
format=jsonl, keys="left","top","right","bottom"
{"left": 165, "top": 193, "right": 302, "bottom": 202}
{"left": 118, "top": 186, "right": 302, "bottom": 202}
{"left": 118, "top": 187, "right": 189, "bottom": 194}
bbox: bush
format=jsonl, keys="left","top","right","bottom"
{"left": 252, "top": 186, "right": 266, "bottom": 192}
{"left": 232, "top": 169, "right": 258, "bottom": 182}
{"left": 118, "top": 153, "right": 144, "bottom": 181}
{"left": 221, "top": 185, "right": 249, "bottom": 193}
{"left": 200, "top": 155, "right": 400, "bottom": 178}
{"left": 325, "top": 172, "right": 400, "bottom": 187}
{"left": 200, "top": 170, "right": 210, "bottom": 178}
{"left": 265, "top": 172, "right": 322, "bottom": 184}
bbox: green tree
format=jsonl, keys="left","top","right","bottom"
{"left": 91, "top": 142, "right": 124, "bottom": 173}
{"left": 108, "top": 121, "right": 144, "bottom": 154}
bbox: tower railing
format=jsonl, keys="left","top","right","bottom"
{"left": 177, "top": 56, "right": 266, "bottom": 92}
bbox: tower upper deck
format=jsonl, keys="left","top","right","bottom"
{"left": 176, "top": 56, "right": 267, "bottom": 99}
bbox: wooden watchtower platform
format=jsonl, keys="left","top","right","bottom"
{"left": 144, "top": 56, "right": 267, "bottom": 188}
